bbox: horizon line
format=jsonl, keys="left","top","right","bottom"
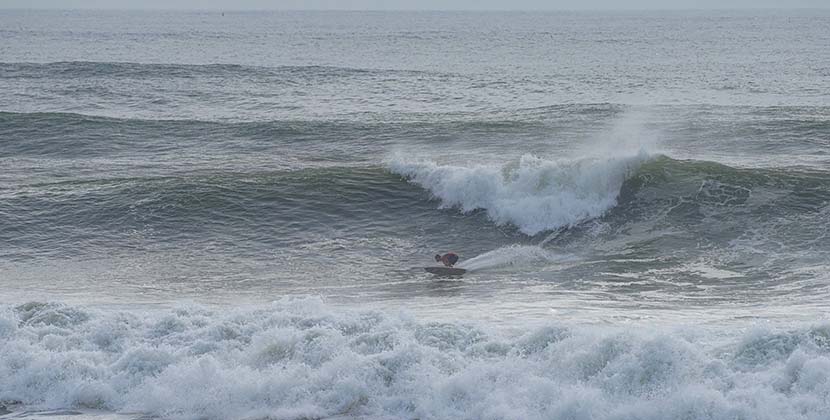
{"left": 2, "top": 6, "right": 829, "bottom": 11}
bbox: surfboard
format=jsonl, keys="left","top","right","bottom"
{"left": 424, "top": 267, "right": 466, "bottom": 276}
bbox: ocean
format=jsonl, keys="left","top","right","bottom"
{"left": 1, "top": 8, "right": 830, "bottom": 420}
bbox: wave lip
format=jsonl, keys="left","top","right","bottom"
{"left": 389, "top": 151, "right": 650, "bottom": 235}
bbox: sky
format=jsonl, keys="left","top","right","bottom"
{"left": 4, "top": 0, "right": 829, "bottom": 10}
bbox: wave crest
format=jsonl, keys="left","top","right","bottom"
{"left": 388, "top": 152, "right": 651, "bottom": 235}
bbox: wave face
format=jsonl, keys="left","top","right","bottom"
{"left": 3, "top": 145, "right": 829, "bottom": 292}
{"left": 389, "top": 152, "right": 650, "bottom": 235}
{"left": 389, "top": 153, "right": 830, "bottom": 245}
{"left": 3, "top": 301, "right": 830, "bottom": 420}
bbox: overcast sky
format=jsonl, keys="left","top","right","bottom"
{"left": 4, "top": 0, "right": 828, "bottom": 10}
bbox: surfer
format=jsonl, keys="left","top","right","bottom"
{"left": 435, "top": 252, "right": 459, "bottom": 267}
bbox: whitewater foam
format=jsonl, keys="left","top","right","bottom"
{"left": 2, "top": 301, "right": 830, "bottom": 420}
{"left": 388, "top": 152, "right": 650, "bottom": 235}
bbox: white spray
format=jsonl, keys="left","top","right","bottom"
{"left": 391, "top": 108, "right": 662, "bottom": 271}
{"left": 457, "top": 244, "right": 570, "bottom": 271}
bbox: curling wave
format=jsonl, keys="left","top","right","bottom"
{"left": 388, "top": 152, "right": 651, "bottom": 235}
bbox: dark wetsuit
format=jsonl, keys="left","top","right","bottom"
{"left": 440, "top": 253, "right": 459, "bottom": 267}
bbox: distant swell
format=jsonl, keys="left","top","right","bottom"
{"left": 0, "top": 61, "right": 427, "bottom": 79}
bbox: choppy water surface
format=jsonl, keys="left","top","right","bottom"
{"left": 1, "top": 9, "right": 829, "bottom": 420}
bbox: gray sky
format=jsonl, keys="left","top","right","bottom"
{"left": 4, "top": 0, "right": 829, "bottom": 9}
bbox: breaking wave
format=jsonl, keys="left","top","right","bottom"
{"left": 388, "top": 151, "right": 651, "bottom": 235}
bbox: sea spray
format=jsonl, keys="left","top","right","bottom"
{"left": 388, "top": 151, "right": 651, "bottom": 235}
{"left": 457, "top": 245, "right": 570, "bottom": 271}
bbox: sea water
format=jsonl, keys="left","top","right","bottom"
{"left": 1, "top": 9, "right": 830, "bottom": 419}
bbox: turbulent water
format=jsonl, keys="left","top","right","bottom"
{"left": 1, "top": 9, "right": 830, "bottom": 420}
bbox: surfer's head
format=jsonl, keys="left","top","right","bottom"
{"left": 434, "top": 254, "right": 442, "bottom": 262}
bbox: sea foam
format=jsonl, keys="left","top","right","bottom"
{"left": 388, "top": 151, "right": 649, "bottom": 235}
{"left": 2, "top": 301, "right": 830, "bottom": 420}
